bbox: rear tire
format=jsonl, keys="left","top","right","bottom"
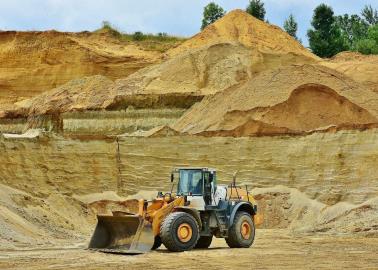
{"left": 160, "top": 212, "right": 199, "bottom": 252}
{"left": 226, "top": 211, "right": 255, "bottom": 248}
{"left": 195, "top": 236, "right": 213, "bottom": 249}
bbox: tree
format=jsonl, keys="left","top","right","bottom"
{"left": 307, "top": 4, "right": 347, "bottom": 58}
{"left": 356, "top": 24, "right": 378, "bottom": 54}
{"left": 246, "top": 0, "right": 266, "bottom": 21}
{"left": 201, "top": 2, "right": 226, "bottom": 30}
{"left": 356, "top": 38, "right": 378, "bottom": 54}
{"left": 335, "top": 14, "right": 369, "bottom": 50}
{"left": 284, "top": 14, "right": 298, "bottom": 40}
{"left": 362, "top": 5, "right": 378, "bottom": 25}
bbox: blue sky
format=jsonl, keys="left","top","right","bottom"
{"left": 0, "top": 1, "right": 376, "bottom": 46}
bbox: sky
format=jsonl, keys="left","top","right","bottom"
{"left": 0, "top": 0, "right": 376, "bottom": 46}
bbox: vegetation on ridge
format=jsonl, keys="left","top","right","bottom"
{"left": 95, "top": 21, "right": 186, "bottom": 52}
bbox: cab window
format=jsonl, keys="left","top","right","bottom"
{"left": 177, "top": 170, "right": 203, "bottom": 195}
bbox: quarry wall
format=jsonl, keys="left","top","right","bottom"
{"left": 1, "top": 129, "right": 377, "bottom": 205}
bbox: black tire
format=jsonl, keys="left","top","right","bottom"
{"left": 160, "top": 212, "right": 199, "bottom": 252}
{"left": 151, "top": 236, "right": 162, "bottom": 250}
{"left": 195, "top": 235, "right": 213, "bottom": 249}
{"left": 225, "top": 211, "right": 255, "bottom": 248}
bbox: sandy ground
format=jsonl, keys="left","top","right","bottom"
{"left": 0, "top": 229, "right": 376, "bottom": 270}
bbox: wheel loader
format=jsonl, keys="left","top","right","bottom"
{"left": 88, "top": 167, "right": 262, "bottom": 253}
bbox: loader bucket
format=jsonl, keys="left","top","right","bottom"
{"left": 88, "top": 215, "right": 154, "bottom": 254}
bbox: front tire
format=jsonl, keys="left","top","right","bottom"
{"left": 160, "top": 212, "right": 199, "bottom": 252}
{"left": 151, "top": 236, "right": 162, "bottom": 250}
{"left": 226, "top": 211, "right": 255, "bottom": 248}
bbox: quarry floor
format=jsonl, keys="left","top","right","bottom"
{"left": 0, "top": 229, "right": 377, "bottom": 270}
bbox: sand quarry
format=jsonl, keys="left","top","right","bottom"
{"left": 0, "top": 9, "right": 378, "bottom": 269}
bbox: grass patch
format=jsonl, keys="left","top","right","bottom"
{"left": 95, "top": 21, "right": 187, "bottom": 52}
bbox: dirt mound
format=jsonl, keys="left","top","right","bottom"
{"left": 15, "top": 75, "right": 114, "bottom": 116}
{"left": 0, "top": 184, "right": 94, "bottom": 249}
{"left": 168, "top": 9, "right": 318, "bottom": 61}
{"left": 173, "top": 64, "right": 378, "bottom": 136}
{"left": 253, "top": 186, "right": 378, "bottom": 236}
{"left": 103, "top": 10, "right": 318, "bottom": 111}
{"left": 102, "top": 42, "right": 256, "bottom": 110}
{"left": 1, "top": 10, "right": 321, "bottom": 118}
{"left": 0, "top": 30, "right": 162, "bottom": 108}
{"left": 322, "top": 51, "right": 378, "bottom": 93}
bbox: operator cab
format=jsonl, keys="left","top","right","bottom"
{"left": 172, "top": 168, "right": 216, "bottom": 208}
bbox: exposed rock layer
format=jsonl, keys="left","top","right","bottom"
{"left": 1, "top": 130, "right": 377, "bottom": 205}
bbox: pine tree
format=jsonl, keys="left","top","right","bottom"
{"left": 284, "top": 14, "right": 298, "bottom": 40}
{"left": 246, "top": 0, "right": 266, "bottom": 21}
{"left": 201, "top": 2, "right": 226, "bottom": 30}
{"left": 307, "top": 4, "right": 347, "bottom": 57}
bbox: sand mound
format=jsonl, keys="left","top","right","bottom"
{"left": 102, "top": 42, "right": 255, "bottom": 110}
{"left": 253, "top": 186, "right": 378, "bottom": 236}
{"left": 174, "top": 64, "right": 378, "bottom": 136}
{"left": 102, "top": 9, "right": 320, "bottom": 111}
{"left": 2, "top": 10, "right": 321, "bottom": 118}
{"left": 0, "top": 184, "right": 94, "bottom": 249}
{"left": 168, "top": 9, "right": 317, "bottom": 61}
{"left": 322, "top": 51, "right": 378, "bottom": 93}
{"left": 0, "top": 30, "right": 162, "bottom": 107}
{"left": 15, "top": 75, "right": 114, "bottom": 116}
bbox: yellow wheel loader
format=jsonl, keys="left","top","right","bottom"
{"left": 88, "top": 168, "right": 262, "bottom": 253}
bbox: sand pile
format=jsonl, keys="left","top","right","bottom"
{"left": 0, "top": 183, "right": 142, "bottom": 250}
{"left": 97, "top": 11, "right": 320, "bottom": 111}
{"left": 167, "top": 9, "right": 318, "bottom": 61}
{"left": 0, "top": 184, "right": 94, "bottom": 249}
{"left": 0, "top": 30, "right": 162, "bottom": 109}
{"left": 173, "top": 64, "right": 378, "bottom": 136}
{"left": 253, "top": 186, "right": 378, "bottom": 236}
{"left": 14, "top": 75, "right": 114, "bottom": 116}
{"left": 102, "top": 42, "right": 256, "bottom": 110}
{"left": 104, "top": 10, "right": 319, "bottom": 108}
{"left": 322, "top": 51, "right": 378, "bottom": 93}
{"left": 3, "top": 10, "right": 322, "bottom": 118}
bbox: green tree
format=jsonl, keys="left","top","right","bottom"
{"left": 284, "top": 14, "right": 298, "bottom": 40}
{"left": 307, "top": 4, "right": 347, "bottom": 58}
{"left": 201, "top": 2, "right": 226, "bottom": 30}
{"left": 356, "top": 24, "right": 378, "bottom": 54}
{"left": 356, "top": 38, "right": 378, "bottom": 54}
{"left": 362, "top": 5, "right": 378, "bottom": 25}
{"left": 335, "top": 14, "right": 369, "bottom": 50}
{"left": 246, "top": 0, "right": 266, "bottom": 21}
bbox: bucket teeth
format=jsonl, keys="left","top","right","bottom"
{"left": 88, "top": 215, "right": 154, "bottom": 254}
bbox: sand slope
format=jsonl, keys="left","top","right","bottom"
{"left": 167, "top": 9, "right": 317, "bottom": 61}
{"left": 322, "top": 51, "right": 378, "bottom": 93}
{"left": 0, "top": 30, "right": 163, "bottom": 109}
{"left": 2, "top": 10, "right": 321, "bottom": 118}
{"left": 174, "top": 64, "right": 378, "bottom": 136}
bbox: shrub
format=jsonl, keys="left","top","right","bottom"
{"left": 132, "top": 31, "right": 145, "bottom": 41}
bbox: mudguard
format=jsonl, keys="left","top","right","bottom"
{"left": 229, "top": 202, "right": 256, "bottom": 226}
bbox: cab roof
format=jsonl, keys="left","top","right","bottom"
{"left": 173, "top": 167, "right": 216, "bottom": 172}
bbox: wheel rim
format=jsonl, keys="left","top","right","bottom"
{"left": 177, "top": 223, "right": 193, "bottom": 243}
{"left": 240, "top": 221, "right": 251, "bottom": 240}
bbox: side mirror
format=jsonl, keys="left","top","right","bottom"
{"left": 171, "top": 173, "right": 174, "bottom": 182}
